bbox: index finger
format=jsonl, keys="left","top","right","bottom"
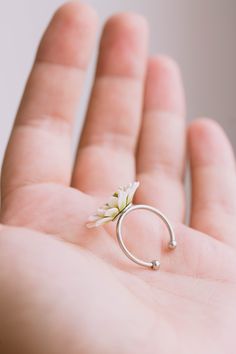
{"left": 1, "top": 2, "right": 98, "bottom": 202}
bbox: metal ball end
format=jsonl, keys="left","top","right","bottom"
{"left": 151, "top": 260, "right": 160, "bottom": 270}
{"left": 168, "top": 240, "right": 177, "bottom": 250}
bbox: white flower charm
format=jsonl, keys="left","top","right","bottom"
{"left": 86, "top": 181, "right": 140, "bottom": 228}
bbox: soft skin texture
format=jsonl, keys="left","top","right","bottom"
{"left": 1, "top": 2, "right": 236, "bottom": 353}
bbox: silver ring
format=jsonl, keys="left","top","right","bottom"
{"left": 86, "top": 181, "right": 177, "bottom": 270}
{"left": 116, "top": 203, "right": 176, "bottom": 270}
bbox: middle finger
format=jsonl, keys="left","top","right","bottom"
{"left": 72, "top": 13, "right": 148, "bottom": 196}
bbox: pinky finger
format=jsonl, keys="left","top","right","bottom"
{"left": 189, "top": 118, "right": 236, "bottom": 248}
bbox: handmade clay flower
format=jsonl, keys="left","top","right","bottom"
{"left": 86, "top": 181, "right": 140, "bottom": 228}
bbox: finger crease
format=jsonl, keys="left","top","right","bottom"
{"left": 15, "top": 113, "right": 73, "bottom": 136}
{"left": 36, "top": 57, "right": 87, "bottom": 73}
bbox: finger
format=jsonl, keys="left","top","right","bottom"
{"left": 136, "top": 56, "right": 186, "bottom": 221}
{"left": 72, "top": 13, "right": 148, "bottom": 196}
{"left": 1, "top": 2, "right": 98, "bottom": 201}
{"left": 189, "top": 118, "right": 236, "bottom": 247}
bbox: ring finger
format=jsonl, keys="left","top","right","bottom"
{"left": 136, "top": 56, "right": 186, "bottom": 222}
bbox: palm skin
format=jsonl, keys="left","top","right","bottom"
{"left": 1, "top": 182, "right": 236, "bottom": 354}
{"left": 1, "top": 2, "right": 236, "bottom": 354}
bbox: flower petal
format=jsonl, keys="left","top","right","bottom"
{"left": 118, "top": 189, "right": 128, "bottom": 210}
{"left": 107, "top": 196, "right": 119, "bottom": 208}
{"left": 127, "top": 181, "right": 140, "bottom": 204}
{"left": 86, "top": 215, "right": 113, "bottom": 228}
{"left": 86, "top": 221, "right": 97, "bottom": 228}
{"left": 87, "top": 215, "right": 100, "bottom": 222}
{"left": 104, "top": 207, "right": 119, "bottom": 218}
{"left": 97, "top": 208, "right": 106, "bottom": 217}
{"left": 94, "top": 216, "right": 113, "bottom": 227}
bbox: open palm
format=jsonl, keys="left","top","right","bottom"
{"left": 1, "top": 3, "right": 236, "bottom": 354}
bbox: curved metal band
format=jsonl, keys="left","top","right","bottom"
{"left": 116, "top": 204, "right": 176, "bottom": 270}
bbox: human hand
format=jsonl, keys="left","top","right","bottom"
{"left": 1, "top": 2, "right": 236, "bottom": 353}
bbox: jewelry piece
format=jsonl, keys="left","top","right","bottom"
{"left": 86, "top": 182, "right": 176, "bottom": 270}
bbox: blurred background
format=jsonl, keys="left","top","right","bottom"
{"left": 0, "top": 0, "right": 236, "bottom": 167}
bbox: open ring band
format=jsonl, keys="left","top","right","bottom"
{"left": 116, "top": 203, "right": 176, "bottom": 270}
